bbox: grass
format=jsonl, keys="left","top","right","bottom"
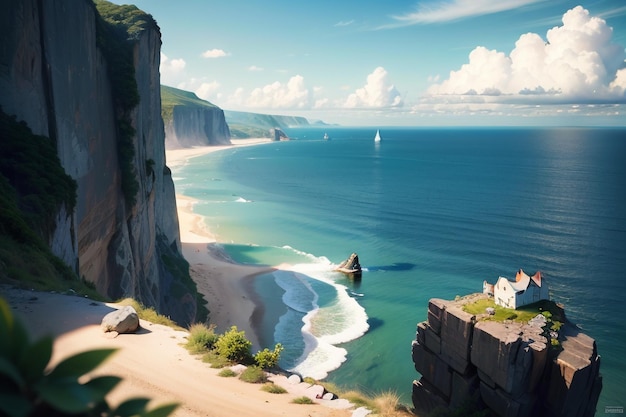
{"left": 201, "top": 351, "right": 231, "bottom": 368}
{"left": 260, "top": 383, "right": 287, "bottom": 394}
{"left": 218, "top": 369, "right": 237, "bottom": 378}
{"left": 185, "top": 323, "right": 218, "bottom": 353}
{"left": 160, "top": 85, "right": 217, "bottom": 123}
{"left": 291, "top": 396, "right": 314, "bottom": 405}
{"left": 116, "top": 298, "right": 183, "bottom": 329}
{"left": 305, "top": 379, "right": 416, "bottom": 417}
{"left": 238, "top": 366, "right": 267, "bottom": 384}
{"left": 462, "top": 298, "right": 565, "bottom": 324}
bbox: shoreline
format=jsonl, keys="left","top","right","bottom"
{"left": 167, "top": 138, "right": 278, "bottom": 350}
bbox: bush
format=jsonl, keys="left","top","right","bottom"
{"left": 254, "top": 343, "right": 283, "bottom": 370}
{"left": 214, "top": 326, "right": 252, "bottom": 363}
{"left": 238, "top": 366, "right": 267, "bottom": 384}
{"left": 201, "top": 351, "right": 230, "bottom": 368}
{"left": 0, "top": 297, "right": 177, "bottom": 417}
{"left": 292, "top": 396, "right": 315, "bottom": 404}
{"left": 218, "top": 369, "right": 237, "bottom": 378}
{"left": 186, "top": 323, "right": 218, "bottom": 354}
{"left": 261, "top": 383, "right": 287, "bottom": 394}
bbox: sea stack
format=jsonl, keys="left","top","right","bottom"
{"left": 412, "top": 293, "right": 602, "bottom": 417}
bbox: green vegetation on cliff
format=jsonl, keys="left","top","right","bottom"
{"left": 93, "top": 0, "right": 158, "bottom": 208}
{"left": 161, "top": 85, "right": 218, "bottom": 124}
{"left": 0, "top": 107, "right": 97, "bottom": 296}
{"left": 224, "top": 110, "right": 310, "bottom": 138}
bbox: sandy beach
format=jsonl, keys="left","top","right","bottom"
{"left": 0, "top": 139, "right": 359, "bottom": 417}
{"left": 167, "top": 138, "right": 278, "bottom": 349}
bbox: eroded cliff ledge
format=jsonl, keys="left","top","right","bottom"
{"left": 412, "top": 294, "right": 602, "bottom": 417}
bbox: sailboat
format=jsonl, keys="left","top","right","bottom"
{"left": 323, "top": 132, "right": 330, "bottom": 141}
{"left": 374, "top": 129, "right": 382, "bottom": 143}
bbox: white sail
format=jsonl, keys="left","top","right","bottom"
{"left": 374, "top": 129, "right": 381, "bottom": 142}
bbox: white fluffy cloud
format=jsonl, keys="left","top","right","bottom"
{"left": 160, "top": 53, "right": 186, "bottom": 85}
{"left": 195, "top": 81, "right": 222, "bottom": 101}
{"left": 344, "top": 67, "right": 404, "bottom": 108}
{"left": 245, "top": 75, "right": 312, "bottom": 109}
{"left": 201, "top": 48, "right": 230, "bottom": 58}
{"left": 427, "top": 6, "right": 626, "bottom": 103}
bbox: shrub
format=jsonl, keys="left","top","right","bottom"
{"left": 218, "top": 369, "right": 237, "bottom": 378}
{"left": 254, "top": 343, "right": 283, "bottom": 370}
{"left": 551, "top": 320, "right": 563, "bottom": 332}
{"left": 214, "top": 326, "right": 252, "bottom": 363}
{"left": 201, "top": 351, "right": 230, "bottom": 368}
{"left": 0, "top": 297, "right": 177, "bottom": 417}
{"left": 261, "top": 383, "right": 287, "bottom": 394}
{"left": 238, "top": 366, "right": 267, "bottom": 384}
{"left": 292, "top": 396, "right": 315, "bottom": 405}
{"left": 186, "top": 323, "right": 218, "bottom": 353}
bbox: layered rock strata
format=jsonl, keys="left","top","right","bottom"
{"left": 412, "top": 294, "right": 602, "bottom": 417}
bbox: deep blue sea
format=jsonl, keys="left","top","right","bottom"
{"left": 171, "top": 127, "right": 626, "bottom": 412}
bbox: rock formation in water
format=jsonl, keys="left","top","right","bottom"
{"left": 161, "top": 85, "right": 231, "bottom": 149}
{"left": 412, "top": 294, "right": 602, "bottom": 417}
{"left": 0, "top": 0, "right": 202, "bottom": 325}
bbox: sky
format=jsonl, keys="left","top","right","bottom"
{"left": 112, "top": 0, "right": 626, "bottom": 126}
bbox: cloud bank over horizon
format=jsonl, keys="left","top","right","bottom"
{"left": 425, "top": 6, "right": 626, "bottom": 105}
{"left": 158, "top": 5, "right": 624, "bottom": 124}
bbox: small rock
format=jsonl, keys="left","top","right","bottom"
{"left": 287, "top": 374, "right": 302, "bottom": 384}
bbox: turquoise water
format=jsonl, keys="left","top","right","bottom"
{"left": 171, "top": 127, "right": 626, "bottom": 411}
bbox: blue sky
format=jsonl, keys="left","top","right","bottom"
{"left": 113, "top": 0, "right": 626, "bottom": 126}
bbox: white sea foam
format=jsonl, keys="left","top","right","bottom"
{"left": 235, "top": 196, "right": 251, "bottom": 203}
{"left": 271, "top": 248, "right": 370, "bottom": 380}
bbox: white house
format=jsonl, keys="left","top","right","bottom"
{"left": 483, "top": 269, "right": 549, "bottom": 309}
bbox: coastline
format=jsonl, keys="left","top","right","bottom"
{"left": 167, "top": 138, "right": 277, "bottom": 350}
{"left": 0, "top": 138, "right": 357, "bottom": 417}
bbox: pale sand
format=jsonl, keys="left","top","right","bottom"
{"left": 0, "top": 138, "right": 357, "bottom": 417}
{"left": 167, "top": 138, "right": 277, "bottom": 350}
{"left": 1, "top": 288, "right": 354, "bottom": 417}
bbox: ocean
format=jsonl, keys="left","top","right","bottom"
{"left": 171, "top": 127, "right": 626, "bottom": 412}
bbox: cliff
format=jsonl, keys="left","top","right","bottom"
{"left": 412, "top": 294, "right": 602, "bottom": 417}
{"left": 224, "top": 109, "right": 311, "bottom": 138}
{"left": 161, "top": 85, "right": 231, "bottom": 148}
{"left": 0, "top": 0, "right": 203, "bottom": 325}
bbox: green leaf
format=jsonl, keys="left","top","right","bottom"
{"left": 36, "top": 378, "right": 94, "bottom": 413}
{"left": 0, "top": 356, "right": 25, "bottom": 389}
{"left": 140, "top": 402, "right": 179, "bottom": 417}
{"left": 83, "top": 375, "right": 122, "bottom": 401}
{"left": 47, "top": 348, "right": 117, "bottom": 379}
{"left": 0, "top": 298, "right": 14, "bottom": 356}
{"left": 18, "top": 335, "right": 52, "bottom": 384}
{"left": 7, "top": 315, "right": 30, "bottom": 360}
{"left": 113, "top": 397, "right": 151, "bottom": 416}
{"left": 0, "top": 393, "right": 31, "bottom": 417}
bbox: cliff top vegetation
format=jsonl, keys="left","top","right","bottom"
{"left": 461, "top": 296, "right": 566, "bottom": 324}
{"left": 160, "top": 85, "right": 219, "bottom": 123}
{"left": 93, "top": 0, "right": 158, "bottom": 40}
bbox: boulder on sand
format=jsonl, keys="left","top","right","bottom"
{"left": 101, "top": 305, "right": 139, "bottom": 334}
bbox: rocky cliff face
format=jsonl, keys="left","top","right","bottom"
{"left": 0, "top": 0, "right": 198, "bottom": 325}
{"left": 164, "top": 106, "right": 231, "bottom": 148}
{"left": 161, "top": 85, "right": 231, "bottom": 149}
{"left": 412, "top": 294, "right": 602, "bottom": 417}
